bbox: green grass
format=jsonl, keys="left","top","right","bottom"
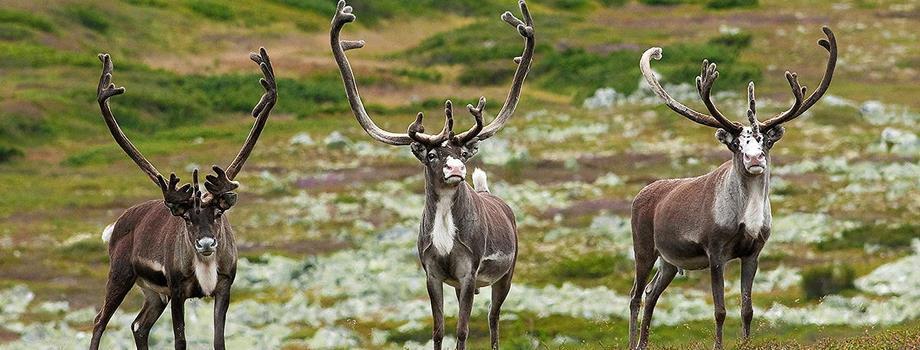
{"left": 65, "top": 5, "right": 111, "bottom": 32}
{"left": 186, "top": 0, "right": 235, "bottom": 21}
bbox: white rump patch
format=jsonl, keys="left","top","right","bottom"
{"left": 101, "top": 223, "right": 115, "bottom": 243}
{"left": 472, "top": 168, "right": 490, "bottom": 192}
{"left": 194, "top": 256, "right": 218, "bottom": 296}
{"left": 430, "top": 191, "right": 457, "bottom": 256}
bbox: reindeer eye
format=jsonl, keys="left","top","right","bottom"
{"left": 461, "top": 151, "right": 469, "bottom": 158}
{"left": 426, "top": 152, "right": 438, "bottom": 161}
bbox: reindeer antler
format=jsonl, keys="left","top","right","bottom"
{"left": 696, "top": 59, "right": 743, "bottom": 134}
{"left": 760, "top": 26, "right": 837, "bottom": 130}
{"left": 224, "top": 47, "right": 277, "bottom": 180}
{"left": 454, "top": 97, "right": 486, "bottom": 145}
{"left": 157, "top": 173, "right": 195, "bottom": 215}
{"left": 641, "top": 26, "right": 838, "bottom": 134}
{"left": 408, "top": 100, "right": 455, "bottom": 147}
{"left": 473, "top": 0, "right": 535, "bottom": 141}
{"left": 202, "top": 165, "right": 239, "bottom": 209}
{"left": 96, "top": 53, "right": 163, "bottom": 185}
{"left": 331, "top": 0, "right": 534, "bottom": 146}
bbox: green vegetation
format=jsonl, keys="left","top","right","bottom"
{"left": 707, "top": 0, "right": 758, "bottom": 9}
{"left": 0, "top": 146, "right": 23, "bottom": 163}
{"left": 551, "top": 252, "right": 629, "bottom": 279}
{"left": 0, "top": 9, "right": 54, "bottom": 32}
{"left": 186, "top": 0, "right": 235, "bottom": 21}
{"left": 817, "top": 223, "right": 919, "bottom": 251}
{"left": 639, "top": 0, "right": 688, "bottom": 5}
{"left": 801, "top": 264, "right": 855, "bottom": 300}
{"left": 65, "top": 5, "right": 111, "bottom": 32}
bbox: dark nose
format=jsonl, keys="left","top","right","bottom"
{"left": 196, "top": 237, "right": 216, "bottom": 251}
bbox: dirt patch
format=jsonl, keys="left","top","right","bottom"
{"left": 0, "top": 328, "right": 19, "bottom": 343}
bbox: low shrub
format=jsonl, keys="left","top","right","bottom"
{"left": 707, "top": 0, "right": 758, "bottom": 9}
{"left": 66, "top": 5, "right": 110, "bottom": 33}
{"left": 816, "top": 224, "right": 919, "bottom": 251}
{"left": 551, "top": 252, "right": 627, "bottom": 279}
{"left": 801, "top": 264, "right": 855, "bottom": 300}
{"left": 121, "top": 0, "right": 167, "bottom": 7}
{"left": 0, "top": 23, "right": 33, "bottom": 41}
{"left": 600, "top": 0, "right": 629, "bottom": 6}
{"left": 0, "top": 9, "right": 54, "bottom": 32}
{"left": 458, "top": 64, "right": 515, "bottom": 86}
{"left": 639, "top": 0, "right": 688, "bottom": 5}
{"left": 708, "top": 32, "right": 753, "bottom": 49}
{"left": 404, "top": 20, "right": 540, "bottom": 65}
{"left": 0, "top": 146, "right": 24, "bottom": 163}
{"left": 187, "top": 0, "right": 234, "bottom": 21}
{"left": 550, "top": 0, "right": 593, "bottom": 10}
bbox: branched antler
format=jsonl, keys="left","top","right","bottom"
{"left": 761, "top": 26, "right": 837, "bottom": 130}
{"left": 642, "top": 26, "right": 838, "bottom": 133}
{"left": 476, "top": 0, "right": 535, "bottom": 141}
{"left": 331, "top": 0, "right": 534, "bottom": 146}
{"left": 203, "top": 165, "right": 239, "bottom": 209}
{"left": 97, "top": 54, "right": 162, "bottom": 185}
{"left": 157, "top": 173, "right": 195, "bottom": 215}
{"left": 224, "top": 47, "right": 277, "bottom": 180}
{"left": 696, "top": 59, "right": 742, "bottom": 133}
{"left": 205, "top": 166, "right": 239, "bottom": 196}
{"left": 409, "top": 100, "right": 455, "bottom": 146}
{"left": 454, "top": 97, "right": 486, "bottom": 145}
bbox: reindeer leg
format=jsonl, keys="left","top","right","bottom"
{"left": 637, "top": 262, "right": 678, "bottom": 350}
{"left": 169, "top": 291, "right": 187, "bottom": 350}
{"left": 709, "top": 256, "right": 727, "bottom": 350}
{"left": 740, "top": 255, "right": 758, "bottom": 341}
{"left": 90, "top": 261, "right": 136, "bottom": 350}
{"left": 426, "top": 274, "right": 445, "bottom": 350}
{"left": 489, "top": 272, "right": 513, "bottom": 350}
{"left": 629, "top": 255, "right": 657, "bottom": 349}
{"left": 132, "top": 289, "right": 168, "bottom": 350}
{"left": 213, "top": 279, "right": 233, "bottom": 350}
{"left": 454, "top": 277, "right": 477, "bottom": 350}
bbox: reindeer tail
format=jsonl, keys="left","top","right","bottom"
{"left": 472, "top": 168, "right": 490, "bottom": 193}
{"left": 101, "top": 223, "right": 116, "bottom": 243}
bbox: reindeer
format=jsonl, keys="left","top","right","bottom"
{"left": 330, "top": 1, "right": 534, "bottom": 348}
{"left": 89, "top": 48, "right": 276, "bottom": 350}
{"left": 628, "top": 27, "right": 837, "bottom": 350}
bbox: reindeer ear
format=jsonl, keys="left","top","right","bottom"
{"left": 462, "top": 139, "right": 480, "bottom": 159}
{"left": 410, "top": 142, "right": 426, "bottom": 162}
{"left": 217, "top": 192, "right": 238, "bottom": 211}
{"left": 763, "top": 126, "right": 785, "bottom": 150}
{"left": 715, "top": 129, "right": 738, "bottom": 150}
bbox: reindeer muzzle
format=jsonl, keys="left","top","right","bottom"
{"left": 443, "top": 157, "right": 467, "bottom": 184}
{"left": 196, "top": 237, "right": 217, "bottom": 256}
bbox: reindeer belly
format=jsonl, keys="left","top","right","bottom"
{"left": 656, "top": 236, "right": 709, "bottom": 270}
{"left": 476, "top": 250, "right": 514, "bottom": 287}
{"left": 134, "top": 259, "right": 170, "bottom": 295}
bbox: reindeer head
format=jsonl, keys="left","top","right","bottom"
{"left": 156, "top": 167, "right": 239, "bottom": 255}
{"left": 405, "top": 99, "right": 488, "bottom": 188}
{"left": 96, "top": 48, "right": 276, "bottom": 256}
{"left": 641, "top": 27, "right": 837, "bottom": 177}
{"left": 330, "top": 0, "right": 534, "bottom": 189}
